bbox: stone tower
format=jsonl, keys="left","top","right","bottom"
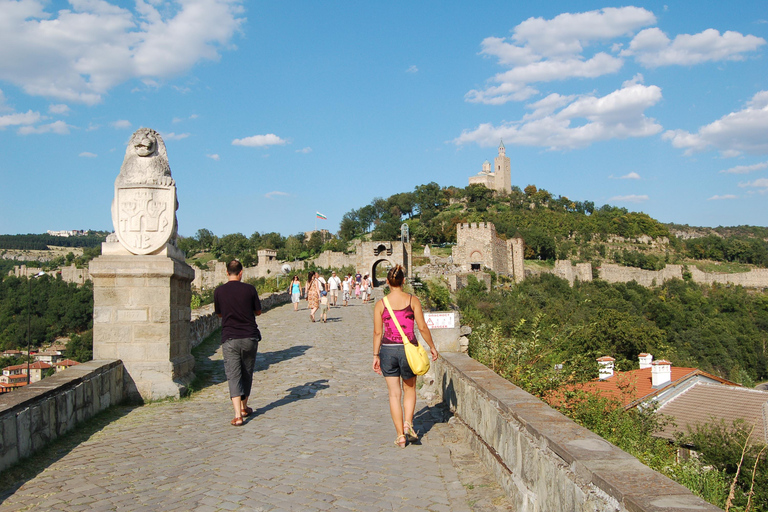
{"left": 494, "top": 140, "right": 511, "bottom": 194}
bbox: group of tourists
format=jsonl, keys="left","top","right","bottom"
{"left": 288, "top": 270, "right": 374, "bottom": 322}
{"left": 215, "top": 260, "right": 438, "bottom": 449}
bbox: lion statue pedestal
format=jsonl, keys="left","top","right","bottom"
{"left": 90, "top": 128, "right": 195, "bottom": 402}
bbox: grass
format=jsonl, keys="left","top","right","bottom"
{"left": 186, "top": 327, "right": 224, "bottom": 395}
{"left": 524, "top": 259, "right": 556, "bottom": 270}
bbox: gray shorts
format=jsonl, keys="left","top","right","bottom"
{"left": 222, "top": 337, "right": 259, "bottom": 399}
{"left": 379, "top": 344, "right": 416, "bottom": 380}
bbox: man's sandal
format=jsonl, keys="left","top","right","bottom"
{"left": 404, "top": 422, "right": 418, "bottom": 442}
{"left": 241, "top": 407, "right": 253, "bottom": 418}
{"left": 231, "top": 417, "right": 243, "bottom": 426}
{"left": 394, "top": 434, "right": 407, "bottom": 448}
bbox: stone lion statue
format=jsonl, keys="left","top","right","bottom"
{"left": 111, "top": 127, "right": 178, "bottom": 247}
{"left": 115, "top": 128, "right": 175, "bottom": 187}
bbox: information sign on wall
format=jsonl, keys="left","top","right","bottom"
{"left": 424, "top": 312, "right": 455, "bottom": 329}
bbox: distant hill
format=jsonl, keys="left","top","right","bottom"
{"left": 339, "top": 183, "right": 768, "bottom": 269}
{"left": 0, "top": 232, "right": 108, "bottom": 251}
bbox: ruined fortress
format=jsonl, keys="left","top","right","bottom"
{"left": 451, "top": 222, "right": 524, "bottom": 282}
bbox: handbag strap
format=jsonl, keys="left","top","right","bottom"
{"left": 383, "top": 296, "right": 409, "bottom": 345}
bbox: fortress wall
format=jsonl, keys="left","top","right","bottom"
{"left": 598, "top": 264, "right": 683, "bottom": 287}
{"left": 0, "top": 360, "right": 124, "bottom": 473}
{"left": 690, "top": 267, "right": 768, "bottom": 288}
{"left": 435, "top": 352, "right": 722, "bottom": 512}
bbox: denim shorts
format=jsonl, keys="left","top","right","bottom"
{"left": 379, "top": 344, "right": 416, "bottom": 380}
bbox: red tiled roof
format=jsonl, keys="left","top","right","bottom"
{"left": 657, "top": 383, "right": 768, "bottom": 444}
{"left": 563, "top": 367, "right": 736, "bottom": 409}
{"left": 3, "top": 362, "right": 52, "bottom": 371}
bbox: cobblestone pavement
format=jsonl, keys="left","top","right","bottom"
{"left": 0, "top": 298, "right": 513, "bottom": 512}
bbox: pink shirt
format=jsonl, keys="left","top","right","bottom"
{"left": 382, "top": 297, "right": 416, "bottom": 345}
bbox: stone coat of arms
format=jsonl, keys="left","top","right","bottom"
{"left": 111, "top": 128, "right": 178, "bottom": 255}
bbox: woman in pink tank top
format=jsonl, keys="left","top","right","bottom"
{"left": 372, "top": 265, "right": 439, "bottom": 448}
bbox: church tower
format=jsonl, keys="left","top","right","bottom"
{"left": 493, "top": 139, "right": 511, "bottom": 194}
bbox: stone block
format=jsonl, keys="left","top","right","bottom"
{"left": 150, "top": 307, "right": 171, "bottom": 323}
{"left": 133, "top": 324, "right": 170, "bottom": 343}
{"left": 131, "top": 287, "right": 169, "bottom": 307}
{"left": 93, "top": 306, "right": 113, "bottom": 324}
{"left": 55, "top": 388, "right": 76, "bottom": 436}
{"left": 16, "top": 407, "right": 31, "bottom": 459}
{"left": 94, "top": 324, "right": 132, "bottom": 344}
{"left": 0, "top": 412, "right": 19, "bottom": 472}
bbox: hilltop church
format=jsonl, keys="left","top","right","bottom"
{"left": 468, "top": 140, "right": 511, "bottom": 194}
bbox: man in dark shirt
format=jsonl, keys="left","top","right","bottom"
{"left": 214, "top": 260, "right": 262, "bottom": 426}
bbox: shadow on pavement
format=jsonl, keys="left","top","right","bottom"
{"left": 255, "top": 345, "right": 312, "bottom": 372}
{"left": 251, "top": 379, "right": 330, "bottom": 419}
{"left": 0, "top": 405, "right": 137, "bottom": 505}
{"left": 412, "top": 402, "right": 453, "bottom": 443}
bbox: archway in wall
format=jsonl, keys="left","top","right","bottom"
{"left": 469, "top": 250, "right": 483, "bottom": 270}
{"left": 371, "top": 258, "right": 394, "bottom": 287}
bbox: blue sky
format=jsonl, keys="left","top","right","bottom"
{"left": 0, "top": 0, "right": 766, "bottom": 238}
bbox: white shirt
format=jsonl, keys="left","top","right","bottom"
{"left": 316, "top": 276, "right": 327, "bottom": 290}
{"left": 329, "top": 276, "right": 341, "bottom": 290}
{"left": 342, "top": 277, "right": 350, "bottom": 291}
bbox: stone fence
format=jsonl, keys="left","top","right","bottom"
{"left": 434, "top": 352, "right": 722, "bottom": 512}
{"left": 189, "top": 291, "right": 291, "bottom": 349}
{"left": 0, "top": 360, "right": 124, "bottom": 473}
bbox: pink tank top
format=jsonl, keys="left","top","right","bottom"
{"left": 382, "top": 296, "right": 416, "bottom": 345}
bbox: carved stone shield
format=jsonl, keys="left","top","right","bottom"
{"left": 113, "top": 185, "right": 176, "bottom": 255}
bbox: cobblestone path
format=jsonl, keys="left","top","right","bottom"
{"left": 0, "top": 298, "right": 513, "bottom": 512}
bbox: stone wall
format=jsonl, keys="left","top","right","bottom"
{"left": 552, "top": 260, "right": 593, "bottom": 286}
{"left": 434, "top": 352, "right": 722, "bottom": 512}
{"left": 0, "top": 360, "right": 124, "bottom": 473}
{"left": 10, "top": 264, "right": 92, "bottom": 285}
{"left": 689, "top": 266, "right": 768, "bottom": 288}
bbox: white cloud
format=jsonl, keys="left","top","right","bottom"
{"left": 296, "top": 147, "right": 312, "bottom": 154}
{"left": 18, "top": 120, "right": 71, "bottom": 135}
{"left": 455, "top": 83, "right": 662, "bottom": 150}
{"left": 467, "top": 7, "right": 655, "bottom": 105}
{"left": 0, "top": 110, "right": 41, "bottom": 128}
{"left": 232, "top": 134, "right": 287, "bottom": 147}
{"left": 79, "top": 151, "right": 97, "bottom": 158}
{"left": 206, "top": 153, "right": 220, "bottom": 160}
{"left": 0, "top": 0, "right": 245, "bottom": 105}
{"left": 111, "top": 119, "right": 131, "bottom": 129}
{"left": 609, "top": 194, "right": 649, "bottom": 203}
{"left": 264, "top": 191, "right": 289, "bottom": 199}
{"left": 162, "top": 132, "right": 190, "bottom": 140}
{"left": 48, "top": 104, "right": 70, "bottom": 115}
{"left": 738, "top": 178, "right": 768, "bottom": 191}
{"left": 619, "top": 172, "right": 641, "bottom": 179}
{"left": 173, "top": 114, "right": 198, "bottom": 123}
{"left": 406, "top": 65, "right": 418, "bottom": 73}
{"left": 663, "top": 90, "right": 768, "bottom": 156}
{"left": 719, "top": 162, "right": 768, "bottom": 174}
{"left": 621, "top": 28, "right": 766, "bottom": 67}
{"left": 707, "top": 194, "right": 737, "bottom": 200}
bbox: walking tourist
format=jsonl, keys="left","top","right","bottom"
{"left": 305, "top": 271, "right": 321, "bottom": 322}
{"left": 355, "top": 272, "right": 361, "bottom": 299}
{"left": 328, "top": 271, "right": 342, "bottom": 307}
{"left": 316, "top": 272, "right": 327, "bottom": 294}
{"left": 372, "top": 264, "right": 438, "bottom": 447}
{"left": 214, "top": 260, "right": 262, "bottom": 427}
{"left": 319, "top": 290, "right": 329, "bottom": 323}
{"left": 342, "top": 274, "right": 351, "bottom": 306}
{"left": 289, "top": 275, "right": 302, "bottom": 311}
{"left": 361, "top": 274, "right": 371, "bottom": 304}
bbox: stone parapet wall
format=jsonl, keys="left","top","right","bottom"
{"left": 434, "top": 352, "right": 722, "bottom": 512}
{"left": 0, "top": 360, "right": 124, "bottom": 473}
{"left": 10, "top": 264, "right": 91, "bottom": 285}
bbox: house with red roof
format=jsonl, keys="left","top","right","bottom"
{"left": 54, "top": 359, "right": 80, "bottom": 373}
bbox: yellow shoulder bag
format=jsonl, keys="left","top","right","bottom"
{"left": 382, "top": 296, "right": 430, "bottom": 376}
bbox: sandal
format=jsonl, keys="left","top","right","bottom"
{"left": 241, "top": 407, "right": 253, "bottom": 418}
{"left": 394, "top": 434, "right": 407, "bottom": 448}
{"left": 404, "top": 422, "right": 418, "bottom": 442}
{"left": 231, "top": 417, "right": 243, "bottom": 427}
